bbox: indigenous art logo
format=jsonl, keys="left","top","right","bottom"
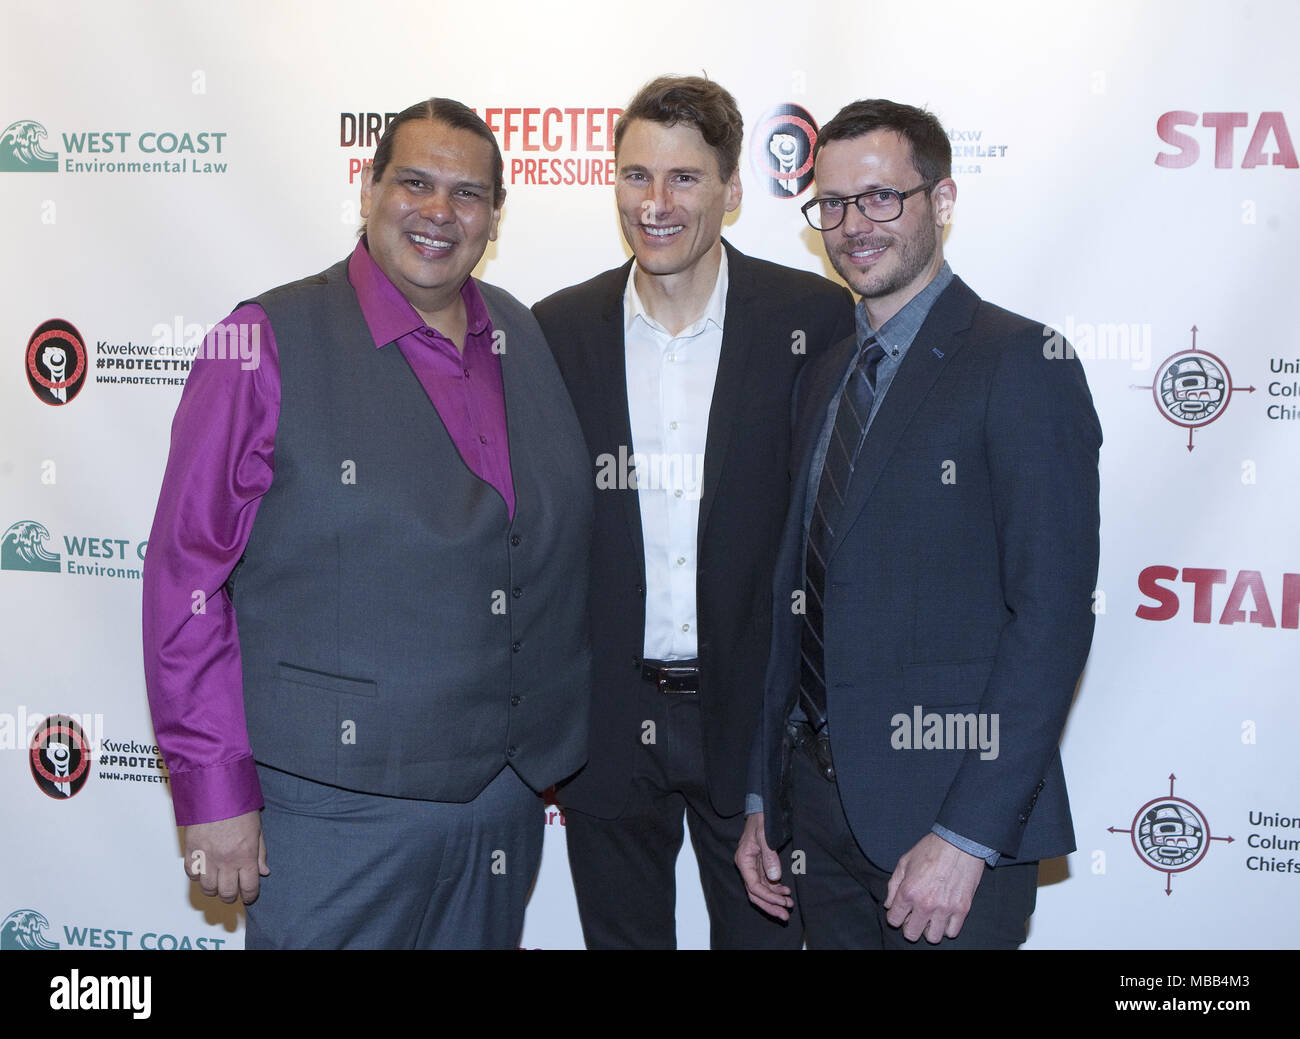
{"left": 30, "top": 714, "right": 92, "bottom": 799}
{"left": 1132, "top": 327, "right": 1253, "bottom": 449}
{"left": 0, "top": 119, "right": 58, "bottom": 171}
{"left": 1108, "top": 774, "right": 1233, "bottom": 894}
{"left": 750, "top": 104, "right": 819, "bottom": 198}
{"left": 0, "top": 909, "right": 59, "bottom": 949}
{"left": 1, "top": 521, "right": 61, "bottom": 573}
{"left": 26, "top": 319, "right": 88, "bottom": 405}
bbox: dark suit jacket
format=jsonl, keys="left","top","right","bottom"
{"left": 752, "top": 274, "right": 1101, "bottom": 869}
{"left": 533, "top": 240, "right": 855, "bottom": 818}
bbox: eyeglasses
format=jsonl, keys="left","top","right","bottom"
{"left": 800, "top": 179, "right": 939, "bottom": 230}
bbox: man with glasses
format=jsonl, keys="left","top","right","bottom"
{"left": 737, "top": 99, "right": 1101, "bottom": 948}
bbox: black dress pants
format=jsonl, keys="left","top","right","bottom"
{"left": 563, "top": 686, "right": 803, "bottom": 950}
{"left": 790, "top": 742, "right": 1038, "bottom": 949}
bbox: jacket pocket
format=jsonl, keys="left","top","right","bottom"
{"left": 900, "top": 657, "right": 995, "bottom": 708}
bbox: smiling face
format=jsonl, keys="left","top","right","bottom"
{"left": 615, "top": 118, "right": 741, "bottom": 288}
{"left": 360, "top": 119, "right": 501, "bottom": 321}
{"left": 815, "top": 129, "right": 955, "bottom": 327}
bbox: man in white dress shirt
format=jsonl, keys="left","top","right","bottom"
{"left": 532, "top": 75, "right": 854, "bottom": 948}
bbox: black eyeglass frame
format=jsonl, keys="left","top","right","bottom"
{"left": 800, "top": 179, "right": 940, "bottom": 230}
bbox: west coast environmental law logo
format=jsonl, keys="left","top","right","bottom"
{"left": 750, "top": 104, "right": 819, "bottom": 198}
{"left": 1131, "top": 326, "right": 1253, "bottom": 450}
{"left": 30, "top": 714, "right": 92, "bottom": 800}
{"left": 2, "top": 118, "right": 229, "bottom": 175}
{"left": 26, "top": 319, "right": 88, "bottom": 405}
{"left": 1108, "top": 774, "right": 1233, "bottom": 894}
{"left": 1, "top": 120, "right": 58, "bottom": 171}
{"left": 1, "top": 909, "right": 59, "bottom": 949}
{"left": 2, "top": 519, "right": 146, "bottom": 579}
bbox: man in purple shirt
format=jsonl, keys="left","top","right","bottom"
{"left": 143, "top": 98, "right": 592, "bottom": 948}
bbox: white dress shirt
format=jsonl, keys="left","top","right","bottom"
{"left": 623, "top": 249, "right": 729, "bottom": 660}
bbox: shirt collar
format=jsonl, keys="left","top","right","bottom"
{"left": 623, "top": 246, "right": 729, "bottom": 339}
{"left": 855, "top": 261, "right": 955, "bottom": 355}
{"left": 347, "top": 236, "right": 491, "bottom": 349}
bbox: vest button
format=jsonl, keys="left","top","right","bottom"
{"left": 512, "top": 587, "right": 522, "bottom": 599}
{"left": 512, "top": 641, "right": 522, "bottom": 652}
{"left": 511, "top": 535, "right": 522, "bottom": 546}
{"left": 506, "top": 745, "right": 517, "bottom": 757}
{"left": 510, "top": 695, "right": 522, "bottom": 706}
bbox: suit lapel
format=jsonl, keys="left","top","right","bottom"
{"left": 828, "top": 277, "right": 980, "bottom": 562}
{"left": 697, "top": 241, "right": 756, "bottom": 540}
{"left": 596, "top": 259, "right": 647, "bottom": 574}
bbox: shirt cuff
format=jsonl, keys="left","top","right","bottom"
{"left": 745, "top": 793, "right": 764, "bottom": 816}
{"left": 932, "top": 824, "right": 1000, "bottom": 867}
{"left": 168, "top": 755, "right": 264, "bottom": 827}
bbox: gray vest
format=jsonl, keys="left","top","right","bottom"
{"left": 230, "top": 259, "right": 592, "bottom": 801}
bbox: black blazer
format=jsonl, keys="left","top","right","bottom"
{"left": 752, "top": 275, "right": 1102, "bottom": 868}
{"left": 534, "top": 240, "right": 854, "bottom": 817}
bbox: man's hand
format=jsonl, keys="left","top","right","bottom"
{"left": 182, "top": 810, "right": 268, "bottom": 905}
{"left": 734, "top": 812, "right": 794, "bottom": 922}
{"left": 884, "top": 832, "right": 985, "bottom": 943}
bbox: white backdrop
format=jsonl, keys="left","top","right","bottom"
{"left": 2, "top": 0, "right": 1297, "bottom": 950}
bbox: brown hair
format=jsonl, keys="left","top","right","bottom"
{"left": 814, "top": 99, "right": 951, "bottom": 183}
{"left": 615, "top": 75, "right": 744, "bottom": 179}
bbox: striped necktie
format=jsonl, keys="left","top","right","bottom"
{"left": 799, "top": 336, "right": 887, "bottom": 732}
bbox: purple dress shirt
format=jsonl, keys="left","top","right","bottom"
{"left": 143, "top": 240, "right": 515, "bottom": 826}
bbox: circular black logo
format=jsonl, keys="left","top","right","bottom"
{"left": 1153, "top": 349, "right": 1231, "bottom": 428}
{"left": 26, "top": 319, "right": 87, "bottom": 406}
{"left": 30, "top": 714, "right": 91, "bottom": 799}
{"left": 1131, "top": 796, "right": 1210, "bottom": 873}
{"left": 750, "top": 104, "right": 819, "bottom": 199}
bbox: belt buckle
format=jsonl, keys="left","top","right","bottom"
{"left": 789, "top": 719, "right": 836, "bottom": 782}
{"left": 643, "top": 660, "right": 699, "bottom": 694}
{"left": 659, "top": 666, "right": 698, "bottom": 694}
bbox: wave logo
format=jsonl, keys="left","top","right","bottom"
{"left": 1, "top": 909, "right": 60, "bottom": 949}
{"left": 2, "top": 521, "right": 61, "bottom": 573}
{"left": 0, "top": 120, "right": 58, "bottom": 172}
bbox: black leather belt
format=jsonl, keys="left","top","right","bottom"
{"left": 787, "top": 719, "right": 836, "bottom": 782}
{"left": 641, "top": 658, "right": 700, "bottom": 694}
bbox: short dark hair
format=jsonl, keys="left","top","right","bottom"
{"left": 370, "top": 97, "right": 505, "bottom": 207}
{"left": 814, "top": 99, "right": 951, "bottom": 183}
{"left": 615, "top": 75, "right": 744, "bottom": 179}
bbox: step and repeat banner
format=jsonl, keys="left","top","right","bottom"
{"left": 2, "top": 0, "right": 1296, "bottom": 950}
